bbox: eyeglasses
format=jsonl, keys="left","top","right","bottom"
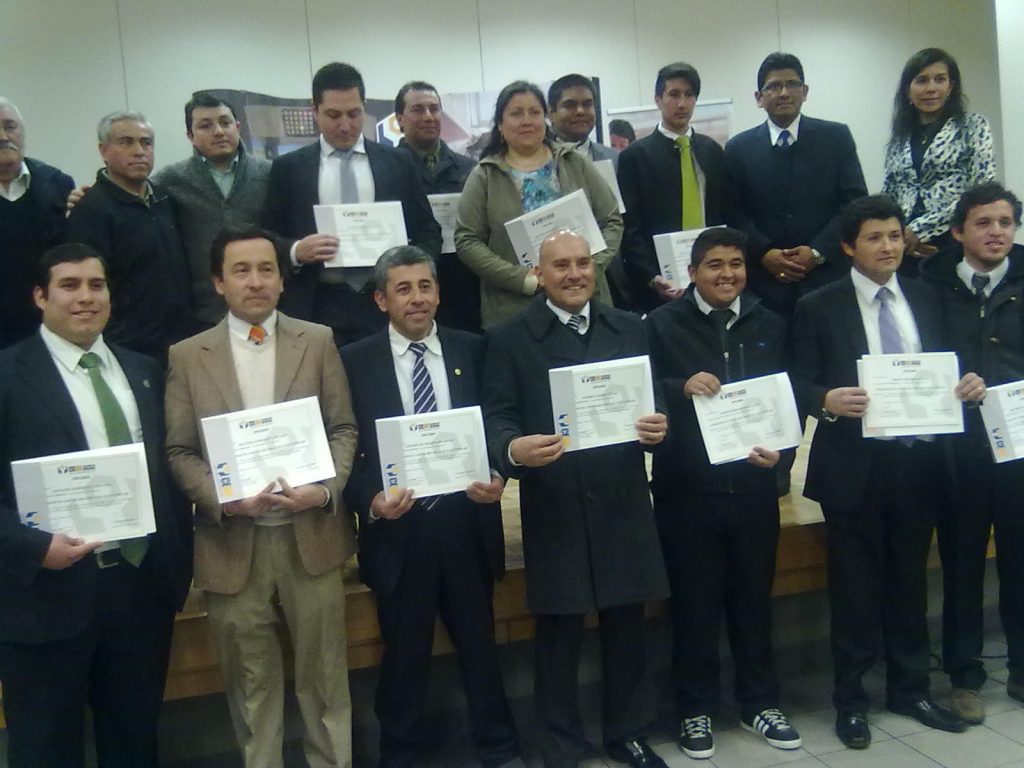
{"left": 762, "top": 80, "right": 804, "bottom": 94}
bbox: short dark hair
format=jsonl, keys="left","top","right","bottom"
{"left": 374, "top": 245, "right": 437, "bottom": 292}
{"left": 952, "top": 182, "right": 1023, "bottom": 230}
{"left": 691, "top": 227, "right": 747, "bottom": 268}
{"left": 395, "top": 81, "right": 439, "bottom": 115}
{"left": 890, "top": 48, "right": 966, "bottom": 143}
{"left": 840, "top": 195, "right": 906, "bottom": 246}
{"left": 481, "top": 80, "right": 549, "bottom": 158}
{"left": 35, "top": 243, "right": 108, "bottom": 293}
{"left": 210, "top": 227, "right": 285, "bottom": 278}
{"left": 608, "top": 119, "right": 635, "bottom": 142}
{"left": 655, "top": 62, "right": 701, "bottom": 99}
{"left": 184, "top": 93, "right": 237, "bottom": 134}
{"left": 757, "top": 52, "right": 804, "bottom": 91}
{"left": 547, "top": 74, "right": 595, "bottom": 111}
{"left": 312, "top": 62, "right": 365, "bottom": 106}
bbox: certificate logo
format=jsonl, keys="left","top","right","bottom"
{"left": 239, "top": 417, "right": 273, "bottom": 429}
{"left": 1008, "top": 388, "right": 1024, "bottom": 398}
{"left": 57, "top": 463, "right": 96, "bottom": 475}
{"left": 580, "top": 374, "right": 611, "bottom": 384}
{"left": 408, "top": 421, "right": 440, "bottom": 432}
{"left": 557, "top": 413, "right": 571, "bottom": 445}
{"left": 215, "top": 461, "right": 234, "bottom": 498}
{"left": 720, "top": 389, "right": 746, "bottom": 400}
{"left": 891, "top": 360, "right": 921, "bottom": 367}
{"left": 385, "top": 462, "right": 400, "bottom": 495}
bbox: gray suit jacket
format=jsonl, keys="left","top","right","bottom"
{"left": 165, "top": 313, "right": 358, "bottom": 594}
{"left": 589, "top": 140, "right": 619, "bottom": 171}
{"left": 154, "top": 147, "right": 271, "bottom": 326}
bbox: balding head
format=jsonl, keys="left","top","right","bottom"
{"left": 0, "top": 98, "right": 26, "bottom": 184}
{"left": 536, "top": 230, "right": 594, "bottom": 313}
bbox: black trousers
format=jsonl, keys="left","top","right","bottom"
{"left": 655, "top": 491, "right": 781, "bottom": 718}
{"left": 823, "top": 440, "right": 940, "bottom": 715}
{"left": 0, "top": 554, "right": 176, "bottom": 768}
{"left": 374, "top": 504, "right": 518, "bottom": 768}
{"left": 937, "top": 445, "right": 1024, "bottom": 689}
{"left": 533, "top": 604, "right": 652, "bottom": 768}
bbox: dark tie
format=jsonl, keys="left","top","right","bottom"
{"left": 566, "top": 314, "right": 584, "bottom": 334}
{"left": 776, "top": 129, "right": 792, "bottom": 149}
{"left": 709, "top": 308, "right": 732, "bottom": 354}
{"left": 409, "top": 342, "right": 439, "bottom": 508}
{"left": 333, "top": 148, "right": 358, "bottom": 204}
{"left": 876, "top": 287, "right": 904, "bottom": 354}
{"left": 971, "top": 272, "right": 990, "bottom": 298}
{"left": 78, "top": 353, "right": 148, "bottom": 565}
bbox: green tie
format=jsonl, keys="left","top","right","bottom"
{"left": 676, "top": 135, "right": 703, "bottom": 230}
{"left": 78, "top": 352, "right": 149, "bottom": 566}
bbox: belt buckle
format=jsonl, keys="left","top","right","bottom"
{"left": 95, "top": 549, "right": 121, "bottom": 569}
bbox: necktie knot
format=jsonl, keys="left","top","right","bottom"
{"left": 332, "top": 148, "right": 354, "bottom": 160}
{"left": 409, "top": 341, "right": 428, "bottom": 359}
{"left": 248, "top": 324, "right": 266, "bottom": 346}
{"left": 709, "top": 308, "right": 733, "bottom": 332}
{"left": 777, "top": 129, "right": 792, "bottom": 148}
{"left": 971, "top": 272, "right": 991, "bottom": 297}
{"left": 876, "top": 286, "right": 893, "bottom": 306}
{"left": 675, "top": 135, "right": 691, "bottom": 151}
{"left": 566, "top": 314, "right": 584, "bottom": 334}
{"left": 78, "top": 351, "right": 101, "bottom": 370}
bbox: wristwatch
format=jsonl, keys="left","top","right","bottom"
{"left": 811, "top": 248, "right": 825, "bottom": 266}
{"left": 819, "top": 407, "right": 838, "bottom": 423}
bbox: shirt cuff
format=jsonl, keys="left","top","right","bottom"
{"left": 506, "top": 440, "right": 522, "bottom": 467}
{"left": 289, "top": 240, "right": 300, "bottom": 268}
{"left": 522, "top": 272, "right": 539, "bottom": 296}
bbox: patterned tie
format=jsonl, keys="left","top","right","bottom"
{"left": 971, "top": 272, "right": 990, "bottom": 298}
{"left": 78, "top": 353, "right": 148, "bottom": 565}
{"left": 409, "top": 342, "right": 439, "bottom": 508}
{"left": 876, "top": 287, "right": 904, "bottom": 354}
{"left": 566, "top": 314, "right": 584, "bottom": 334}
{"left": 333, "top": 148, "right": 358, "bottom": 204}
{"left": 248, "top": 324, "right": 266, "bottom": 346}
{"left": 676, "top": 135, "right": 703, "bottom": 230}
{"left": 776, "top": 129, "right": 792, "bottom": 149}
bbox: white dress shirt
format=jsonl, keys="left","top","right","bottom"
{"left": 545, "top": 299, "right": 591, "bottom": 335}
{"left": 767, "top": 114, "right": 802, "bottom": 146}
{"left": 850, "top": 267, "right": 923, "bottom": 356}
{"left": 957, "top": 257, "right": 1008, "bottom": 298}
{"left": 693, "top": 289, "right": 741, "bottom": 329}
{"left": 389, "top": 322, "right": 452, "bottom": 415}
{"left": 317, "top": 133, "right": 375, "bottom": 206}
{"left": 0, "top": 161, "right": 30, "bottom": 202}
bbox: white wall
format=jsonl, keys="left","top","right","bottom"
{"left": 995, "top": 0, "right": 1021, "bottom": 243}
{"left": 0, "top": 0, "right": 1004, "bottom": 192}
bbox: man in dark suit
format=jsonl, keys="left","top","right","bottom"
{"left": 340, "top": 245, "right": 523, "bottom": 768}
{"left": 483, "top": 230, "right": 670, "bottom": 768}
{"left": 0, "top": 98, "right": 75, "bottom": 349}
{"left": 262, "top": 62, "right": 442, "bottom": 346}
{"left": 618, "top": 62, "right": 729, "bottom": 312}
{"left": 393, "top": 81, "right": 481, "bottom": 333}
{"left": 790, "top": 195, "right": 982, "bottom": 749}
{"left": 725, "top": 52, "right": 867, "bottom": 319}
{"left": 0, "top": 243, "right": 192, "bottom": 767}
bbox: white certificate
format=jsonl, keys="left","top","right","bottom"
{"left": 428, "top": 193, "right": 460, "bottom": 255}
{"left": 654, "top": 226, "right": 723, "bottom": 288}
{"left": 549, "top": 355, "right": 655, "bottom": 452}
{"left": 593, "top": 159, "right": 626, "bottom": 213}
{"left": 11, "top": 443, "right": 156, "bottom": 543}
{"left": 692, "top": 373, "right": 803, "bottom": 465}
{"left": 201, "top": 396, "right": 336, "bottom": 503}
{"left": 504, "top": 189, "right": 607, "bottom": 268}
{"left": 313, "top": 201, "right": 409, "bottom": 268}
{"left": 858, "top": 352, "right": 963, "bottom": 436}
{"left": 980, "top": 380, "right": 1024, "bottom": 462}
{"left": 375, "top": 406, "right": 490, "bottom": 498}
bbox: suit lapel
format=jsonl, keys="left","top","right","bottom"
{"left": 198, "top": 321, "right": 244, "bottom": 412}
{"left": 112, "top": 346, "right": 161, "bottom": 459}
{"left": 274, "top": 314, "right": 308, "bottom": 401}
{"left": 16, "top": 336, "right": 88, "bottom": 448}
{"left": 524, "top": 298, "right": 588, "bottom": 366}
{"left": 368, "top": 330, "right": 404, "bottom": 414}
{"left": 437, "top": 329, "right": 471, "bottom": 408}
{"left": 901, "top": 278, "right": 940, "bottom": 351}
{"left": 184, "top": 154, "right": 223, "bottom": 200}
{"left": 836, "top": 278, "right": 870, "bottom": 359}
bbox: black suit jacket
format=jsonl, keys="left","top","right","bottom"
{"left": 262, "top": 140, "right": 442, "bottom": 321}
{"left": 0, "top": 334, "right": 193, "bottom": 644}
{"left": 725, "top": 116, "right": 867, "bottom": 314}
{"left": 618, "top": 129, "right": 728, "bottom": 309}
{"left": 790, "top": 275, "right": 945, "bottom": 511}
{"left": 340, "top": 326, "right": 503, "bottom": 596}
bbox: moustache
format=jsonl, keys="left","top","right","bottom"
{"left": 0, "top": 141, "right": 19, "bottom": 151}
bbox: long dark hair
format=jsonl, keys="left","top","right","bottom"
{"left": 890, "top": 47, "right": 967, "bottom": 143}
{"left": 480, "top": 80, "right": 549, "bottom": 159}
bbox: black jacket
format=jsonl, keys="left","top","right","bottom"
{"left": 397, "top": 138, "right": 476, "bottom": 195}
{"left": 646, "top": 286, "right": 787, "bottom": 496}
{"left": 66, "top": 172, "right": 191, "bottom": 361}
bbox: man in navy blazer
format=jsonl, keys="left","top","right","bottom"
{"left": 0, "top": 243, "right": 192, "bottom": 767}
{"left": 340, "top": 245, "right": 522, "bottom": 768}
{"left": 263, "top": 62, "right": 441, "bottom": 347}
{"left": 725, "top": 52, "right": 867, "bottom": 319}
{"left": 790, "top": 196, "right": 981, "bottom": 749}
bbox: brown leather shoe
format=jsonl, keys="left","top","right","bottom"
{"left": 946, "top": 687, "right": 984, "bottom": 725}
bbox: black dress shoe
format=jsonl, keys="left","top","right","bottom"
{"left": 606, "top": 738, "right": 668, "bottom": 767}
{"left": 888, "top": 699, "right": 968, "bottom": 733}
{"left": 835, "top": 713, "right": 871, "bottom": 749}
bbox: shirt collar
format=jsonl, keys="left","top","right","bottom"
{"left": 657, "top": 122, "right": 693, "bottom": 142}
{"left": 850, "top": 266, "right": 904, "bottom": 305}
{"left": 573, "top": 138, "right": 592, "bottom": 155}
{"left": 545, "top": 299, "right": 591, "bottom": 329}
{"left": 320, "top": 133, "right": 366, "bottom": 159}
{"left": 201, "top": 152, "right": 239, "bottom": 173}
{"left": 38, "top": 324, "right": 113, "bottom": 374}
{"left": 767, "top": 113, "right": 801, "bottom": 145}
{"left": 693, "top": 288, "right": 741, "bottom": 318}
{"left": 227, "top": 310, "right": 278, "bottom": 343}
{"left": 389, "top": 321, "right": 441, "bottom": 357}
{"left": 0, "top": 161, "right": 30, "bottom": 200}
{"left": 956, "top": 257, "right": 1009, "bottom": 294}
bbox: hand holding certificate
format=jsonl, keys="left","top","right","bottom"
{"left": 857, "top": 352, "right": 964, "bottom": 437}
{"left": 504, "top": 189, "right": 607, "bottom": 268}
{"left": 201, "top": 396, "right": 336, "bottom": 503}
{"left": 549, "top": 356, "right": 656, "bottom": 451}
{"left": 691, "top": 373, "right": 803, "bottom": 465}
{"left": 428, "top": 193, "right": 460, "bottom": 255}
{"left": 313, "top": 201, "right": 409, "bottom": 268}
{"left": 11, "top": 443, "right": 156, "bottom": 543}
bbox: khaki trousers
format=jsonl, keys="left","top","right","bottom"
{"left": 206, "top": 525, "right": 351, "bottom": 768}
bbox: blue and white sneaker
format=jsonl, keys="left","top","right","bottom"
{"left": 742, "top": 708, "right": 802, "bottom": 750}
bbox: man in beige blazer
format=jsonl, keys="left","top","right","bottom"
{"left": 165, "top": 226, "right": 358, "bottom": 768}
